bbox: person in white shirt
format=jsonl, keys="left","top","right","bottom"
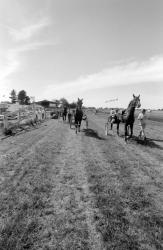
{"left": 108, "top": 109, "right": 115, "bottom": 122}
{"left": 138, "top": 109, "right": 146, "bottom": 140}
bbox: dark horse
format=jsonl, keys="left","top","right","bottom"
{"left": 123, "top": 94, "right": 141, "bottom": 141}
{"left": 74, "top": 98, "right": 83, "bottom": 134}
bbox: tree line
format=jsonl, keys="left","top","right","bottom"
{"left": 9, "top": 90, "right": 78, "bottom": 108}
{"left": 10, "top": 89, "right": 30, "bottom": 105}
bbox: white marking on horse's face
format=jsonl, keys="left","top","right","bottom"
{"left": 136, "top": 98, "right": 141, "bottom": 108}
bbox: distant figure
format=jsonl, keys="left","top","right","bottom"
{"left": 62, "top": 107, "right": 67, "bottom": 121}
{"left": 82, "top": 112, "right": 88, "bottom": 129}
{"left": 109, "top": 109, "right": 116, "bottom": 121}
{"left": 138, "top": 109, "right": 146, "bottom": 140}
{"left": 108, "top": 109, "right": 121, "bottom": 135}
{"left": 68, "top": 109, "right": 72, "bottom": 124}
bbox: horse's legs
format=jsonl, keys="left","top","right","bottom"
{"left": 117, "top": 122, "right": 120, "bottom": 135}
{"left": 130, "top": 123, "right": 133, "bottom": 138}
{"left": 75, "top": 124, "right": 78, "bottom": 133}
{"left": 125, "top": 123, "right": 128, "bottom": 141}
{"left": 111, "top": 121, "right": 113, "bottom": 130}
{"left": 74, "top": 118, "right": 77, "bottom": 133}
{"left": 78, "top": 120, "right": 82, "bottom": 132}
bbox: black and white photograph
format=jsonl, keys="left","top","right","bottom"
{"left": 0, "top": 0, "right": 163, "bottom": 249}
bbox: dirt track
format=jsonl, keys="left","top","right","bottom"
{"left": 0, "top": 115, "right": 163, "bottom": 250}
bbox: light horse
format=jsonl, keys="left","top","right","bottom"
{"left": 74, "top": 98, "right": 83, "bottom": 134}
{"left": 123, "top": 94, "right": 141, "bottom": 141}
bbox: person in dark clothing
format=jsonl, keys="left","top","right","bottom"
{"left": 62, "top": 107, "right": 67, "bottom": 121}
{"left": 68, "top": 109, "right": 72, "bottom": 124}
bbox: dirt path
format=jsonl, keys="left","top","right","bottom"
{"left": 0, "top": 117, "right": 163, "bottom": 249}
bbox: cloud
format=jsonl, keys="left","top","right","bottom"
{"left": 12, "top": 40, "right": 57, "bottom": 53}
{"left": 0, "top": 51, "right": 19, "bottom": 81}
{"left": 8, "top": 18, "right": 50, "bottom": 42}
{"left": 0, "top": 16, "right": 55, "bottom": 82}
{"left": 0, "top": 40, "right": 57, "bottom": 83}
{"left": 44, "top": 55, "right": 163, "bottom": 98}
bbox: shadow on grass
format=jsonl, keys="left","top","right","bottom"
{"left": 119, "top": 135, "right": 163, "bottom": 149}
{"left": 148, "top": 138, "right": 163, "bottom": 142}
{"left": 83, "top": 128, "right": 105, "bottom": 140}
{"left": 135, "top": 137, "right": 163, "bottom": 150}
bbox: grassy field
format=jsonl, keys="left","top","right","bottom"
{"left": 146, "top": 110, "right": 163, "bottom": 123}
{"left": 0, "top": 115, "right": 163, "bottom": 249}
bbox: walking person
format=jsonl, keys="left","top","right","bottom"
{"left": 62, "top": 107, "right": 67, "bottom": 121}
{"left": 138, "top": 109, "right": 146, "bottom": 140}
{"left": 82, "top": 112, "right": 88, "bottom": 129}
{"left": 68, "top": 109, "right": 72, "bottom": 124}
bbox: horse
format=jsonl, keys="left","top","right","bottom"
{"left": 123, "top": 94, "right": 141, "bottom": 141}
{"left": 74, "top": 98, "right": 83, "bottom": 133}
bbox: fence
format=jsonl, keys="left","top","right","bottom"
{"left": 0, "top": 105, "right": 46, "bottom": 135}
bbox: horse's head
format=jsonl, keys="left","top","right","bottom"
{"left": 132, "top": 94, "right": 141, "bottom": 108}
{"left": 77, "top": 98, "right": 83, "bottom": 109}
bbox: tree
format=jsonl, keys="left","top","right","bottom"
{"left": 25, "top": 96, "right": 30, "bottom": 105}
{"left": 18, "top": 90, "right": 27, "bottom": 105}
{"left": 59, "top": 97, "right": 69, "bottom": 107}
{"left": 69, "top": 102, "right": 76, "bottom": 109}
{"left": 9, "top": 89, "right": 17, "bottom": 103}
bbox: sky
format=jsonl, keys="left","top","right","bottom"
{"left": 0, "top": 0, "right": 163, "bottom": 108}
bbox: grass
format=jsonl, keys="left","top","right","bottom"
{"left": 0, "top": 134, "right": 56, "bottom": 250}
{"left": 0, "top": 122, "right": 91, "bottom": 249}
{"left": 0, "top": 166, "right": 52, "bottom": 250}
{"left": 83, "top": 119, "right": 163, "bottom": 250}
{"left": 86, "top": 162, "right": 163, "bottom": 250}
{"left": 0, "top": 117, "right": 163, "bottom": 250}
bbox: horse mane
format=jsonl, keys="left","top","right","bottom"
{"left": 127, "top": 99, "right": 135, "bottom": 109}
{"left": 126, "top": 95, "right": 140, "bottom": 117}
